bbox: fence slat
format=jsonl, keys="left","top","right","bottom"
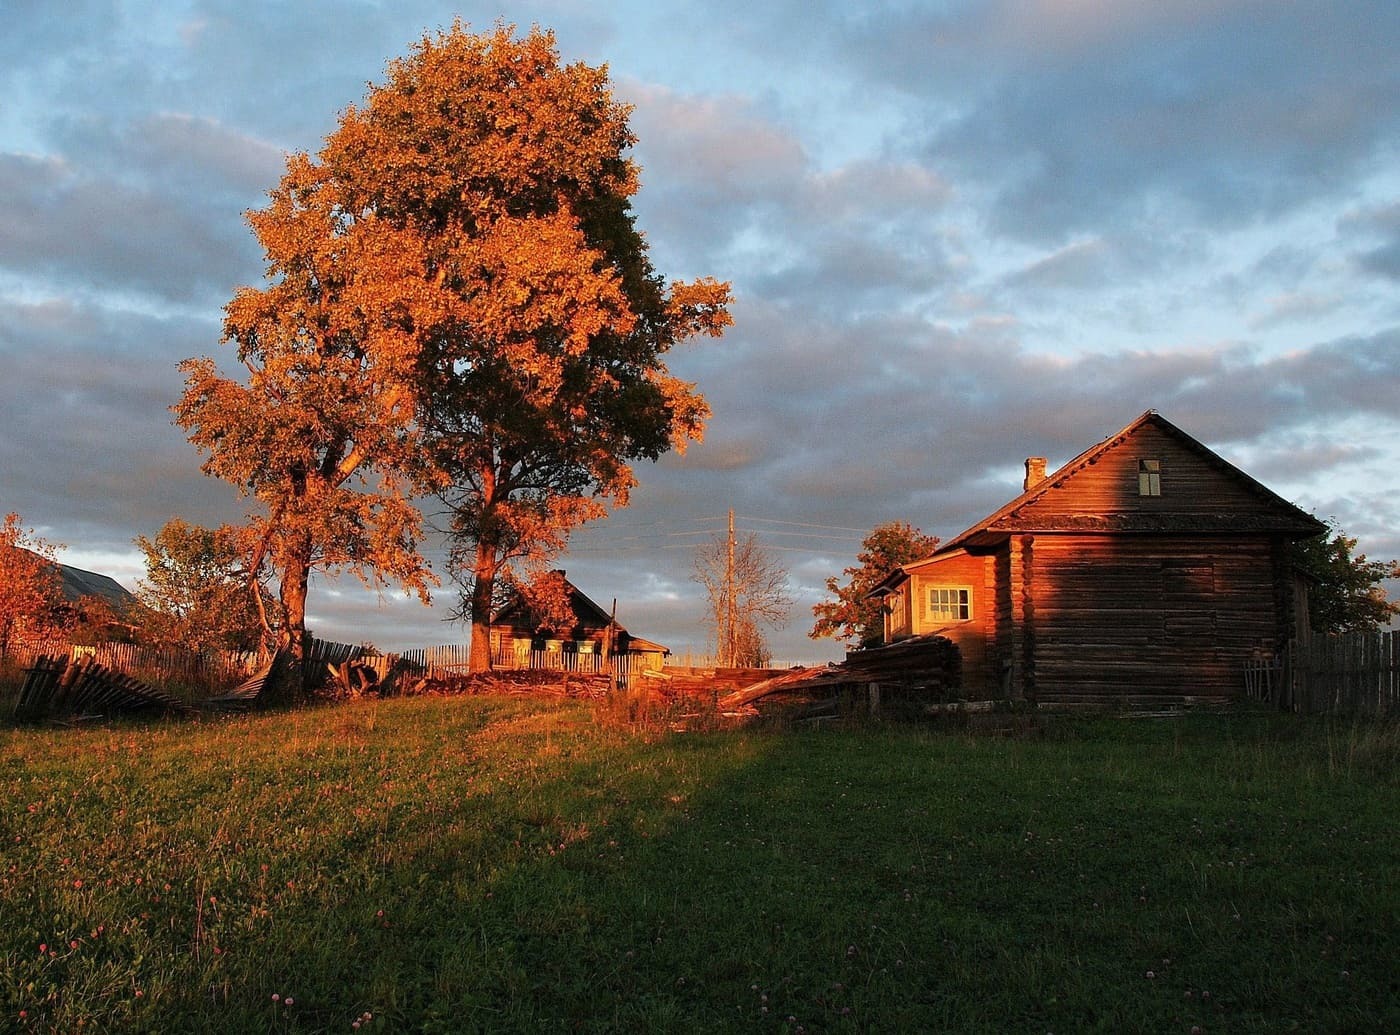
{"left": 1263, "top": 630, "right": 1400, "bottom": 717}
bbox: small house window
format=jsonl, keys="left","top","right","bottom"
{"left": 887, "top": 585, "right": 908, "bottom": 636}
{"left": 927, "top": 586, "right": 972, "bottom": 622}
{"left": 1138, "top": 459, "right": 1161, "bottom": 496}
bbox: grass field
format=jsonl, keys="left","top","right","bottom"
{"left": 2, "top": 695, "right": 1397, "bottom": 1033}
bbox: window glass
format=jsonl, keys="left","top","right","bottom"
{"left": 928, "top": 586, "right": 971, "bottom": 622}
{"left": 1138, "top": 459, "right": 1161, "bottom": 496}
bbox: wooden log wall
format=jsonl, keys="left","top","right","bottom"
{"left": 1029, "top": 534, "right": 1281, "bottom": 703}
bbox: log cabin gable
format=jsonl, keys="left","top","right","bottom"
{"left": 942, "top": 412, "right": 1324, "bottom": 549}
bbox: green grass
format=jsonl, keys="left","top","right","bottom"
{"left": 2, "top": 698, "right": 1397, "bottom": 1033}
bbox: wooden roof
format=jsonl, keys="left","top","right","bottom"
{"left": 939, "top": 410, "right": 1325, "bottom": 552}
{"left": 13, "top": 547, "right": 139, "bottom": 611}
{"left": 869, "top": 549, "right": 972, "bottom": 596}
{"left": 492, "top": 571, "right": 669, "bottom": 654}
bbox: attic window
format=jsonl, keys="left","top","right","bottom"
{"left": 1138, "top": 459, "right": 1161, "bottom": 497}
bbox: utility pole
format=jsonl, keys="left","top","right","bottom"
{"left": 724, "top": 508, "right": 736, "bottom": 668}
{"left": 606, "top": 597, "right": 618, "bottom": 694}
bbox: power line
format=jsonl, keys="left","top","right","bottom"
{"left": 746, "top": 530, "right": 863, "bottom": 542}
{"left": 736, "top": 515, "right": 870, "bottom": 533}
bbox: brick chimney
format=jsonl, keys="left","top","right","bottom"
{"left": 1024, "top": 457, "right": 1047, "bottom": 491}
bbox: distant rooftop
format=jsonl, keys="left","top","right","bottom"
{"left": 13, "top": 547, "right": 139, "bottom": 611}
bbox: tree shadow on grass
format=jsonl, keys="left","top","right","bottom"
{"left": 3, "top": 700, "right": 1396, "bottom": 1033}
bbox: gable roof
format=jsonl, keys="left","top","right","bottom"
{"left": 57, "top": 561, "right": 139, "bottom": 610}
{"left": 939, "top": 410, "right": 1324, "bottom": 553}
{"left": 493, "top": 572, "right": 611, "bottom": 626}
{"left": 491, "top": 571, "right": 669, "bottom": 653}
{"left": 868, "top": 548, "right": 972, "bottom": 597}
{"left": 12, "top": 547, "right": 139, "bottom": 612}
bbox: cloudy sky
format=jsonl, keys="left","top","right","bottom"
{"left": 4, "top": 0, "right": 1398, "bottom": 662}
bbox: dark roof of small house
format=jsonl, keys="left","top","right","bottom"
{"left": 492, "top": 571, "right": 669, "bottom": 654}
{"left": 492, "top": 573, "right": 611, "bottom": 628}
{"left": 625, "top": 636, "right": 670, "bottom": 655}
{"left": 57, "top": 562, "right": 138, "bottom": 609}
{"left": 13, "top": 547, "right": 139, "bottom": 611}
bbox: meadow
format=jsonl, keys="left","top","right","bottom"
{"left": 2, "top": 695, "right": 1397, "bottom": 1033}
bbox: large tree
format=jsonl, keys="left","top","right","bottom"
{"left": 349, "top": 24, "right": 730, "bottom": 670}
{"left": 176, "top": 104, "right": 440, "bottom": 663}
{"left": 1292, "top": 521, "right": 1400, "bottom": 634}
{"left": 179, "top": 24, "right": 729, "bottom": 669}
{"left": 810, "top": 521, "right": 940, "bottom": 649}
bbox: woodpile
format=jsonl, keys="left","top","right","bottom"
{"left": 708, "top": 637, "right": 962, "bottom": 719}
{"left": 14, "top": 655, "right": 197, "bottom": 722}
{"left": 407, "top": 668, "right": 616, "bottom": 699}
{"left": 833, "top": 635, "right": 961, "bottom": 693}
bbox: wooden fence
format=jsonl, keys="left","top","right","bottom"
{"left": 14, "top": 654, "right": 197, "bottom": 722}
{"left": 6, "top": 638, "right": 263, "bottom": 692}
{"left": 663, "top": 651, "right": 807, "bottom": 671}
{"left": 397, "top": 642, "right": 642, "bottom": 687}
{"left": 1247, "top": 630, "right": 1400, "bottom": 717}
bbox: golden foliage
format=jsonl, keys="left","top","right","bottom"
{"left": 176, "top": 22, "right": 729, "bottom": 665}
{"left": 0, "top": 513, "right": 68, "bottom": 656}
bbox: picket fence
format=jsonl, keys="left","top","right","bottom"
{"left": 6, "top": 637, "right": 262, "bottom": 692}
{"left": 1246, "top": 629, "right": 1400, "bottom": 717}
{"left": 5, "top": 636, "right": 711, "bottom": 698}
{"left": 397, "top": 642, "right": 642, "bottom": 687}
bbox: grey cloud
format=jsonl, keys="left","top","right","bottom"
{"left": 0, "top": 149, "right": 262, "bottom": 305}
{"left": 0, "top": 298, "right": 241, "bottom": 543}
{"left": 871, "top": 1, "right": 1400, "bottom": 243}
{"left": 1000, "top": 238, "right": 1112, "bottom": 292}
{"left": 1239, "top": 436, "right": 1384, "bottom": 487}
{"left": 49, "top": 112, "right": 286, "bottom": 200}
{"left": 1358, "top": 243, "right": 1400, "bottom": 281}
{"left": 1344, "top": 202, "right": 1400, "bottom": 282}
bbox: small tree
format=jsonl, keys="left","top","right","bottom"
{"left": 0, "top": 513, "right": 68, "bottom": 658}
{"left": 693, "top": 531, "right": 791, "bottom": 667}
{"left": 135, "top": 518, "right": 273, "bottom": 653}
{"left": 810, "top": 521, "right": 940, "bottom": 649}
{"left": 1293, "top": 521, "right": 1400, "bottom": 634}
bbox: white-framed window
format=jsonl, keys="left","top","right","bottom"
{"left": 926, "top": 586, "right": 972, "bottom": 623}
{"left": 1138, "top": 458, "right": 1161, "bottom": 497}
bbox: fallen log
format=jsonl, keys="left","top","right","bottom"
{"left": 715, "top": 666, "right": 841, "bottom": 710}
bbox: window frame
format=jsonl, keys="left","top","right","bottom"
{"left": 925, "top": 585, "right": 972, "bottom": 624}
{"left": 1138, "top": 458, "right": 1162, "bottom": 497}
{"left": 886, "top": 584, "right": 909, "bottom": 637}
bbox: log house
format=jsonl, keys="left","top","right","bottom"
{"left": 869, "top": 412, "right": 1325, "bottom": 705}
{"left": 490, "top": 571, "right": 670, "bottom": 673}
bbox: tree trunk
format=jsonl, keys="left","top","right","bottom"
{"left": 467, "top": 539, "right": 498, "bottom": 673}
{"left": 278, "top": 537, "right": 312, "bottom": 667}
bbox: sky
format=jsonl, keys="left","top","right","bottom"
{"left": 3, "top": 0, "right": 1398, "bottom": 663}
